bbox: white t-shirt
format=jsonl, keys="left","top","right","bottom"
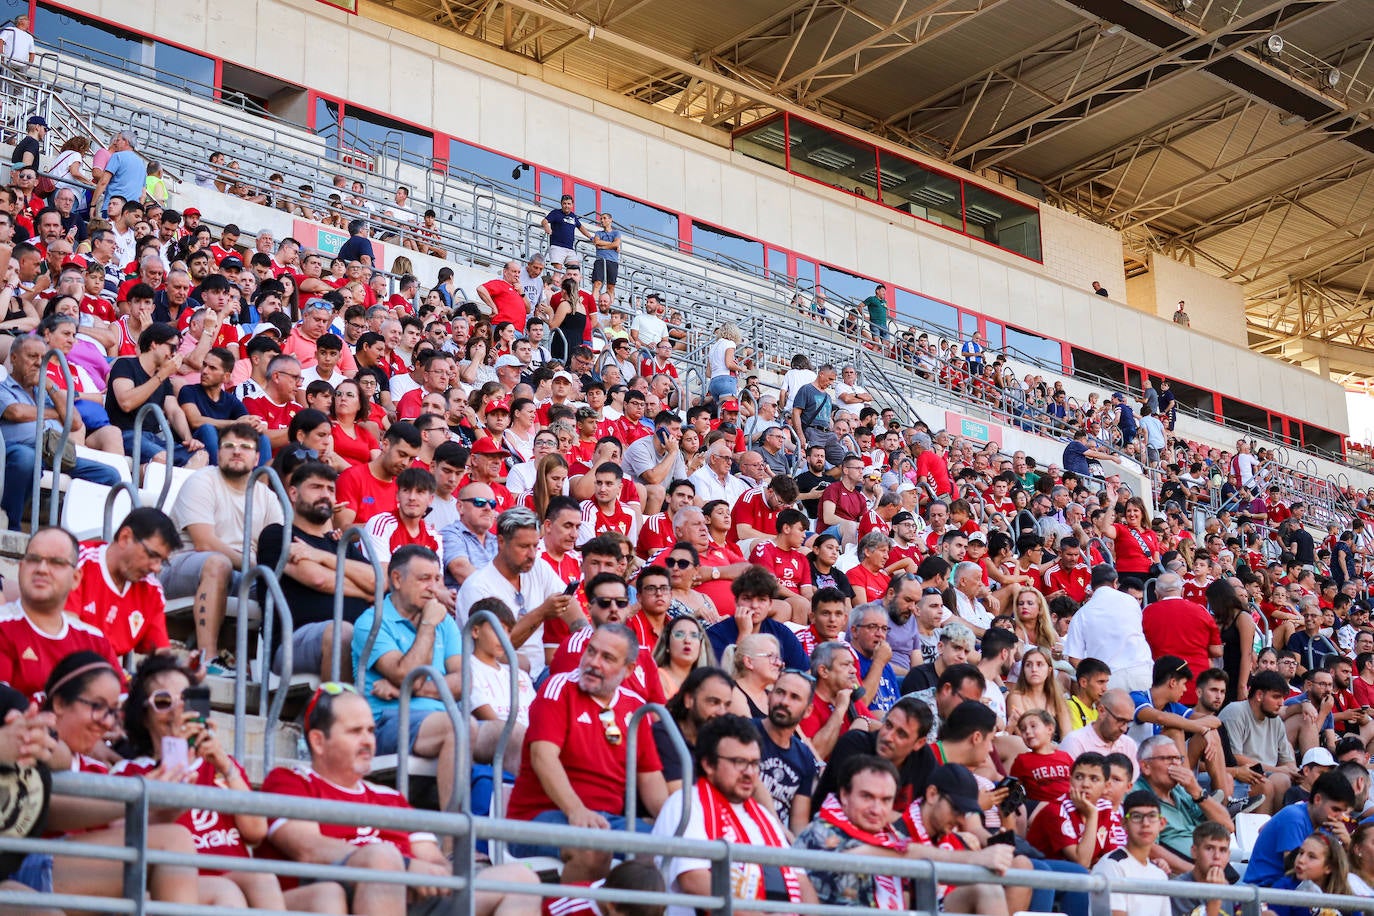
{"left": 454, "top": 558, "right": 564, "bottom": 676}
{"left": 631, "top": 312, "right": 668, "bottom": 347}
{"left": 0, "top": 26, "right": 33, "bottom": 66}
{"left": 469, "top": 657, "right": 535, "bottom": 726}
{"left": 1092, "top": 849, "right": 1169, "bottom": 916}
{"left": 780, "top": 368, "right": 817, "bottom": 412}
{"left": 170, "top": 468, "right": 284, "bottom": 564}
{"left": 301, "top": 365, "right": 347, "bottom": 388}
{"left": 706, "top": 337, "right": 735, "bottom": 380}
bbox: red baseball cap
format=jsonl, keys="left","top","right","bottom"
{"left": 470, "top": 437, "right": 510, "bottom": 456}
{"left": 484, "top": 397, "right": 512, "bottom": 414}
{"left": 719, "top": 397, "right": 740, "bottom": 412}
{"left": 183, "top": 207, "right": 201, "bottom": 217}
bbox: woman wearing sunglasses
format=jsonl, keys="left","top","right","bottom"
{"left": 665, "top": 542, "right": 721, "bottom": 624}
{"left": 41, "top": 652, "right": 204, "bottom": 908}
{"left": 652, "top": 616, "right": 717, "bottom": 701}
{"left": 111, "top": 655, "right": 346, "bottom": 912}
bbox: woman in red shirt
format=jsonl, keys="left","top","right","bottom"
{"left": 1103, "top": 496, "right": 1160, "bottom": 587}
{"left": 848, "top": 532, "right": 893, "bottom": 604}
{"left": 329, "top": 378, "right": 379, "bottom": 467}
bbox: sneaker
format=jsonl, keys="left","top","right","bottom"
{"left": 1226, "top": 795, "right": 1265, "bottom": 818}
{"left": 205, "top": 650, "right": 237, "bottom": 678}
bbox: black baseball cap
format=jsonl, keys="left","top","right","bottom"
{"left": 928, "top": 764, "right": 983, "bottom": 814}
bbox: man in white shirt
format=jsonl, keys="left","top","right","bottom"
{"left": 688, "top": 439, "right": 751, "bottom": 506}
{"left": 629, "top": 293, "right": 669, "bottom": 356}
{"left": 0, "top": 14, "right": 35, "bottom": 71}
{"left": 1092, "top": 790, "right": 1170, "bottom": 916}
{"left": 833, "top": 366, "right": 874, "bottom": 406}
{"left": 1065, "top": 565, "right": 1154, "bottom": 691}
{"left": 453, "top": 507, "right": 583, "bottom": 676}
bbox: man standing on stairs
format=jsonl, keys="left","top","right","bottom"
{"left": 166, "top": 421, "right": 283, "bottom": 676}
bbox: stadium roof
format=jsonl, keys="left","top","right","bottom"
{"left": 368, "top": 0, "right": 1374, "bottom": 383}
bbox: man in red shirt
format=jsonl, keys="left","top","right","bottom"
{"left": 364, "top": 467, "right": 443, "bottom": 566}
{"left": 1140, "top": 572, "right": 1221, "bottom": 706}
{"left": 1043, "top": 537, "right": 1093, "bottom": 603}
{"left": 545, "top": 573, "right": 665, "bottom": 703}
{"left": 259, "top": 685, "right": 460, "bottom": 911}
{"left": 66, "top": 507, "right": 180, "bottom": 657}
{"left": 335, "top": 421, "right": 423, "bottom": 529}
{"left": 460, "top": 438, "right": 514, "bottom": 512}
{"left": 0, "top": 527, "right": 121, "bottom": 702}
{"left": 800, "top": 640, "right": 876, "bottom": 760}
{"left": 911, "top": 431, "right": 951, "bottom": 497}
{"left": 730, "top": 475, "right": 798, "bottom": 544}
{"left": 579, "top": 462, "right": 637, "bottom": 543}
{"left": 507, "top": 622, "right": 668, "bottom": 859}
{"left": 612, "top": 389, "right": 651, "bottom": 445}
{"left": 476, "top": 260, "right": 529, "bottom": 333}
{"left": 818, "top": 455, "right": 868, "bottom": 546}
{"left": 637, "top": 478, "right": 695, "bottom": 559}
{"left": 243, "top": 353, "right": 303, "bottom": 453}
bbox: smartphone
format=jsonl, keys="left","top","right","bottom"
{"left": 161, "top": 735, "right": 189, "bottom": 771}
{"left": 563, "top": 579, "right": 582, "bottom": 596}
{"left": 184, "top": 686, "right": 212, "bottom": 721}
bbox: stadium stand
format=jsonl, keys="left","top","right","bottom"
{"left": 3, "top": 5, "right": 1374, "bottom": 916}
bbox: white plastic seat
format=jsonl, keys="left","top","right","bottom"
{"left": 1233, "top": 811, "right": 1269, "bottom": 864}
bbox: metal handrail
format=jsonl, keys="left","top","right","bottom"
{"left": 329, "top": 525, "right": 386, "bottom": 686}
{"left": 232, "top": 465, "right": 292, "bottom": 763}
{"left": 624, "top": 702, "right": 692, "bottom": 838}
{"left": 129, "top": 402, "right": 175, "bottom": 508}
{"left": 458, "top": 610, "right": 521, "bottom": 863}
{"left": 397, "top": 663, "right": 464, "bottom": 808}
{"left": 33, "top": 769, "right": 1374, "bottom": 916}
{"left": 100, "top": 480, "right": 141, "bottom": 542}
{"left": 237, "top": 564, "right": 295, "bottom": 772}
{"left": 31, "top": 348, "right": 76, "bottom": 528}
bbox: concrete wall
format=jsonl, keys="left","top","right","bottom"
{"left": 1126, "top": 253, "right": 1248, "bottom": 349}
{"left": 57, "top": 0, "right": 1351, "bottom": 437}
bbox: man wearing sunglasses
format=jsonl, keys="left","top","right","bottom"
{"left": 440, "top": 482, "right": 500, "bottom": 591}
{"left": 508, "top": 621, "right": 667, "bottom": 861}
{"left": 546, "top": 572, "right": 665, "bottom": 703}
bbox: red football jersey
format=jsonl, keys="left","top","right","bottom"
{"left": 243, "top": 394, "right": 301, "bottom": 432}
{"left": 636, "top": 513, "right": 675, "bottom": 559}
{"left": 114, "top": 755, "right": 252, "bottom": 873}
{"left": 1026, "top": 796, "right": 1121, "bottom": 865}
{"left": 749, "top": 541, "right": 811, "bottom": 594}
{"left": 66, "top": 542, "right": 169, "bottom": 656}
{"left": 336, "top": 464, "right": 399, "bottom": 526}
{"left": 1043, "top": 562, "right": 1092, "bottom": 603}
{"left": 730, "top": 487, "right": 780, "bottom": 543}
{"left": 507, "top": 673, "right": 660, "bottom": 820}
{"left": 546, "top": 628, "right": 665, "bottom": 705}
{"left": 579, "top": 499, "right": 635, "bottom": 539}
{"left": 0, "top": 602, "right": 121, "bottom": 702}
{"left": 259, "top": 766, "right": 436, "bottom": 888}
{"left": 364, "top": 513, "right": 442, "bottom": 565}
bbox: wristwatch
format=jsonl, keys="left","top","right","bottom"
{"left": 711, "top": 567, "right": 720, "bottom": 580}
{"left": 1191, "top": 790, "right": 1207, "bottom": 804}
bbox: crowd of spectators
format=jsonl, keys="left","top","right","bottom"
{"left": 6, "top": 114, "right": 1374, "bottom": 916}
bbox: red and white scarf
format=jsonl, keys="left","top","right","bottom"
{"left": 818, "top": 794, "right": 906, "bottom": 910}
{"left": 696, "top": 778, "right": 804, "bottom": 907}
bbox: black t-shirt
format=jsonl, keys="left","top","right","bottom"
{"left": 337, "top": 235, "right": 373, "bottom": 264}
{"left": 105, "top": 357, "right": 172, "bottom": 433}
{"left": 795, "top": 470, "right": 828, "bottom": 519}
{"left": 10, "top": 136, "right": 39, "bottom": 168}
{"left": 900, "top": 662, "right": 939, "bottom": 695}
{"left": 177, "top": 384, "right": 248, "bottom": 423}
{"left": 812, "top": 730, "right": 933, "bottom": 811}
{"left": 255, "top": 524, "right": 370, "bottom": 659}
{"left": 652, "top": 719, "right": 695, "bottom": 786}
{"left": 756, "top": 719, "right": 819, "bottom": 826}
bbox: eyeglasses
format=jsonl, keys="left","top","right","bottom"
{"left": 664, "top": 557, "right": 693, "bottom": 570}
{"left": 641, "top": 584, "right": 671, "bottom": 595}
{"left": 138, "top": 538, "right": 171, "bottom": 565}
{"left": 1143, "top": 754, "right": 1182, "bottom": 764}
{"left": 671, "top": 629, "right": 702, "bottom": 641}
{"left": 461, "top": 497, "right": 500, "bottom": 509}
{"left": 714, "top": 756, "right": 761, "bottom": 772}
{"left": 748, "top": 652, "right": 783, "bottom": 665}
{"left": 73, "top": 695, "right": 118, "bottom": 722}
{"left": 598, "top": 708, "right": 622, "bottom": 745}
{"left": 591, "top": 596, "right": 631, "bottom": 610}
{"left": 303, "top": 681, "right": 358, "bottom": 728}
{"left": 1124, "top": 811, "right": 1162, "bottom": 823}
{"left": 145, "top": 689, "right": 184, "bottom": 712}
{"left": 856, "top": 623, "right": 890, "bottom": 634}
{"left": 21, "top": 553, "right": 75, "bottom": 569}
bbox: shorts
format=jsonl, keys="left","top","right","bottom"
{"left": 161, "top": 550, "right": 242, "bottom": 600}
{"left": 121, "top": 428, "right": 196, "bottom": 466}
{"left": 75, "top": 398, "right": 110, "bottom": 433}
{"left": 375, "top": 707, "right": 439, "bottom": 755}
{"left": 547, "top": 245, "right": 577, "bottom": 267}
{"left": 591, "top": 259, "right": 618, "bottom": 285}
{"left": 9, "top": 853, "right": 52, "bottom": 892}
{"left": 272, "top": 619, "right": 335, "bottom": 677}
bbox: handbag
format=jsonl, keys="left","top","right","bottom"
{"left": 41, "top": 427, "right": 77, "bottom": 472}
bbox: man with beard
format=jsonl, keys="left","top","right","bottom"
{"left": 653, "top": 715, "right": 817, "bottom": 916}
{"left": 454, "top": 507, "right": 583, "bottom": 675}
{"left": 654, "top": 667, "right": 733, "bottom": 792}
{"left": 1218, "top": 670, "right": 1298, "bottom": 813}
{"left": 256, "top": 462, "right": 378, "bottom": 680}
{"left": 546, "top": 572, "right": 665, "bottom": 704}
{"left": 755, "top": 669, "right": 822, "bottom": 833}
{"left": 812, "top": 697, "right": 935, "bottom": 811}
{"left": 165, "top": 422, "right": 283, "bottom": 674}
{"left": 334, "top": 421, "right": 423, "bottom": 528}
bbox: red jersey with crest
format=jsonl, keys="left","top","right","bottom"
{"left": 0, "top": 602, "right": 122, "bottom": 703}
{"left": 636, "top": 513, "right": 675, "bottom": 559}
{"left": 66, "top": 542, "right": 168, "bottom": 656}
{"left": 1043, "top": 561, "right": 1092, "bottom": 603}
{"left": 1026, "top": 796, "right": 1122, "bottom": 865}
{"left": 243, "top": 394, "right": 301, "bottom": 433}
{"left": 730, "top": 486, "right": 780, "bottom": 543}
{"left": 114, "top": 756, "right": 252, "bottom": 873}
{"left": 749, "top": 541, "right": 811, "bottom": 593}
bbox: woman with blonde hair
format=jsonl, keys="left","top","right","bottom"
{"left": 652, "top": 615, "right": 717, "bottom": 701}
{"left": 726, "top": 632, "right": 782, "bottom": 718}
{"left": 706, "top": 321, "right": 743, "bottom": 402}
{"left": 1010, "top": 588, "right": 1060, "bottom": 657}
{"left": 1005, "top": 647, "right": 1074, "bottom": 739}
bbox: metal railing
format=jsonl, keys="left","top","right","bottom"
{"left": 10, "top": 770, "right": 1371, "bottom": 916}
{"left": 30, "top": 348, "right": 77, "bottom": 528}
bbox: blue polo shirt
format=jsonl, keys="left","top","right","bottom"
{"left": 439, "top": 520, "right": 498, "bottom": 590}
{"left": 0, "top": 375, "right": 57, "bottom": 447}
{"left": 351, "top": 595, "right": 463, "bottom": 719}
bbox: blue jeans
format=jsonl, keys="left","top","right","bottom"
{"left": 1030, "top": 858, "right": 1090, "bottom": 916}
{"left": 707, "top": 374, "right": 737, "bottom": 402}
{"left": 192, "top": 425, "right": 272, "bottom": 466}
{"left": 122, "top": 428, "right": 196, "bottom": 466}
{"left": 3, "top": 441, "right": 123, "bottom": 531}
{"left": 507, "top": 809, "right": 654, "bottom": 859}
